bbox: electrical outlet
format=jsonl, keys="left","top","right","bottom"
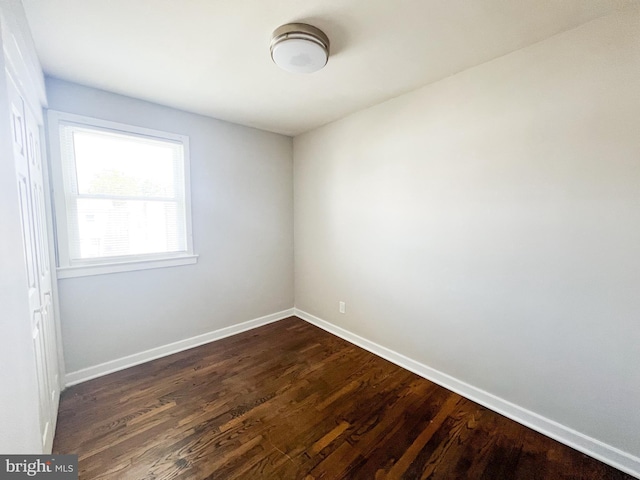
{"left": 339, "top": 301, "right": 346, "bottom": 314}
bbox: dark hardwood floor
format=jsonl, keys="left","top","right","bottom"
{"left": 53, "top": 317, "right": 632, "bottom": 479}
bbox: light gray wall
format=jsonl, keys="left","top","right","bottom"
{"left": 0, "top": 0, "right": 47, "bottom": 453}
{"left": 294, "top": 7, "right": 640, "bottom": 459}
{"left": 46, "top": 78, "right": 294, "bottom": 374}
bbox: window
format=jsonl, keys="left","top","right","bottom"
{"left": 48, "top": 111, "right": 197, "bottom": 278}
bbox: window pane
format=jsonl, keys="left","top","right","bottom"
{"left": 54, "top": 115, "right": 191, "bottom": 268}
{"left": 70, "top": 128, "right": 183, "bottom": 198}
{"left": 69, "top": 198, "right": 185, "bottom": 260}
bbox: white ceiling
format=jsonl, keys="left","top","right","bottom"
{"left": 23, "top": 0, "right": 625, "bottom": 136}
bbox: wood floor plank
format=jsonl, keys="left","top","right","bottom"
{"left": 53, "top": 317, "right": 634, "bottom": 479}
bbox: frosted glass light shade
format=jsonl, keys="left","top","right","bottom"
{"left": 270, "top": 24, "right": 330, "bottom": 74}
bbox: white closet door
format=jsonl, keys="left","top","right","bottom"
{"left": 7, "top": 71, "right": 59, "bottom": 453}
{"left": 24, "top": 96, "right": 60, "bottom": 426}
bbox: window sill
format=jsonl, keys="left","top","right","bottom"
{"left": 56, "top": 254, "right": 199, "bottom": 279}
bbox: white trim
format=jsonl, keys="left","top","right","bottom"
{"left": 47, "top": 110, "right": 189, "bottom": 143}
{"left": 294, "top": 308, "right": 640, "bottom": 479}
{"left": 56, "top": 253, "right": 198, "bottom": 278}
{"left": 64, "top": 308, "right": 295, "bottom": 386}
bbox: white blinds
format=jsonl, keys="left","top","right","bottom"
{"left": 58, "top": 123, "right": 187, "bottom": 262}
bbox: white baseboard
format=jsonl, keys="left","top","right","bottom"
{"left": 294, "top": 308, "right": 640, "bottom": 479}
{"left": 64, "top": 308, "right": 295, "bottom": 387}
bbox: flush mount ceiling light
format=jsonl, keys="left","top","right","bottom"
{"left": 270, "top": 23, "right": 330, "bottom": 74}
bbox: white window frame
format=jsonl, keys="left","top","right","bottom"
{"left": 47, "top": 110, "right": 197, "bottom": 278}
